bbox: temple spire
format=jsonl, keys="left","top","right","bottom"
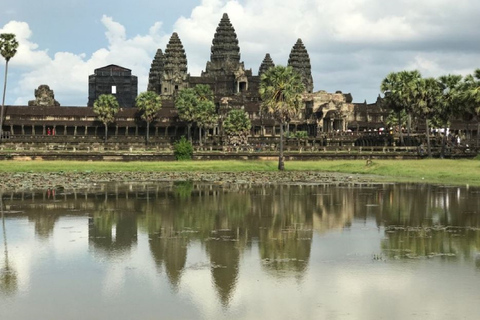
{"left": 147, "top": 49, "right": 164, "bottom": 94}
{"left": 162, "top": 32, "right": 188, "bottom": 95}
{"left": 204, "top": 13, "right": 243, "bottom": 76}
{"left": 288, "top": 39, "right": 313, "bottom": 93}
{"left": 258, "top": 53, "right": 275, "bottom": 76}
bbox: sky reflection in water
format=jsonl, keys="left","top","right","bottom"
{"left": 1, "top": 182, "right": 480, "bottom": 320}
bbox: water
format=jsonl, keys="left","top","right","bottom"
{"left": 1, "top": 182, "right": 480, "bottom": 319}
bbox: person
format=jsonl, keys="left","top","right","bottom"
{"left": 47, "top": 127, "right": 51, "bottom": 135}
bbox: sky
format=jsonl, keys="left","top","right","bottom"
{"left": 1, "top": 0, "right": 480, "bottom": 106}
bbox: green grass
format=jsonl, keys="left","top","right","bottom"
{"left": 1, "top": 159, "right": 479, "bottom": 186}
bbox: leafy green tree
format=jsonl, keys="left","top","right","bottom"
{"left": 173, "top": 136, "right": 193, "bottom": 160}
{"left": 195, "top": 99, "right": 217, "bottom": 146}
{"left": 259, "top": 65, "right": 305, "bottom": 170}
{"left": 136, "top": 91, "right": 162, "bottom": 146}
{"left": 0, "top": 33, "right": 19, "bottom": 139}
{"left": 175, "top": 84, "right": 217, "bottom": 145}
{"left": 93, "top": 94, "right": 120, "bottom": 143}
{"left": 223, "top": 109, "right": 252, "bottom": 146}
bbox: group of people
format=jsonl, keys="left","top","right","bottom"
{"left": 47, "top": 127, "right": 55, "bottom": 135}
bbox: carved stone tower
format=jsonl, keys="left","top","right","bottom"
{"left": 147, "top": 49, "right": 164, "bottom": 94}
{"left": 288, "top": 39, "right": 314, "bottom": 93}
{"left": 161, "top": 32, "right": 188, "bottom": 96}
{"left": 258, "top": 53, "right": 275, "bottom": 76}
{"left": 203, "top": 13, "right": 244, "bottom": 77}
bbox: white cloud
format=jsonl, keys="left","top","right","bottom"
{"left": 2, "top": 16, "right": 167, "bottom": 105}
{"left": 2, "top": 0, "right": 480, "bottom": 105}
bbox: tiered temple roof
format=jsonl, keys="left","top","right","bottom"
{"left": 147, "top": 49, "right": 164, "bottom": 93}
{"left": 203, "top": 13, "right": 243, "bottom": 77}
{"left": 161, "top": 32, "right": 188, "bottom": 95}
{"left": 258, "top": 53, "right": 275, "bottom": 76}
{"left": 288, "top": 39, "right": 314, "bottom": 93}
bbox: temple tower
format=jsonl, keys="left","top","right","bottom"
{"left": 288, "top": 39, "right": 314, "bottom": 93}
{"left": 161, "top": 32, "right": 188, "bottom": 96}
{"left": 203, "top": 13, "right": 244, "bottom": 77}
{"left": 147, "top": 49, "right": 164, "bottom": 94}
{"left": 258, "top": 53, "right": 275, "bottom": 76}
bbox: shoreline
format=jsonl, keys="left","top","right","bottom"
{"left": 0, "top": 171, "right": 386, "bottom": 192}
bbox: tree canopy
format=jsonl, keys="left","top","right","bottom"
{"left": 0, "top": 33, "right": 19, "bottom": 139}
{"left": 223, "top": 109, "right": 252, "bottom": 146}
{"left": 93, "top": 94, "right": 120, "bottom": 142}
{"left": 136, "top": 91, "right": 162, "bottom": 145}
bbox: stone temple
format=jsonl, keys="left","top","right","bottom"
{"left": 144, "top": 12, "right": 356, "bottom": 136}
{"left": 1, "top": 13, "right": 397, "bottom": 142}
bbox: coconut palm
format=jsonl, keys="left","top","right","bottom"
{"left": 136, "top": 91, "right": 162, "bottom": 146}
{"left": 0, "top": 33, "right": 19, "bottom": 139}
{"left": 259, "top": 65, "right": 305, "bottom": 170}
{"left": 93, "top": 94, "right": 120, "bottom": 143}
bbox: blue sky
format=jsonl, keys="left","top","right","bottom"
{"left": 2, "top": 0, "right": 480, "bottom": 106}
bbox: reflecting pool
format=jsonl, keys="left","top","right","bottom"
{"left": 1, "top": 182, "right": 480, "bottom": 319}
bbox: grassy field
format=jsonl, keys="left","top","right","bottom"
{"left": 0, "top": 158, "right": 479, "bottom": 186}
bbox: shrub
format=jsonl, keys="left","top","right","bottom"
{"left": 173, "top": 136, "right": 193, "bottom": 160}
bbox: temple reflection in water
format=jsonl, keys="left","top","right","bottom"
{"left": 1, "top": 182, "right": 480, "bottom": 310}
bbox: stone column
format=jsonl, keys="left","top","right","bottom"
{"left": 74, "top": 126, "right": 77, "bottom": 136}
{"left": 32, "top": 125, "right": 35, "bottom": 135}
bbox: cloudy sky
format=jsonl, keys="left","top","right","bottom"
{"left": 1, "top": 0, "right": 480, "bottom": 106}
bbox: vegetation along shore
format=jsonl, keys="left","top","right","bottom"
{"left": 0, "top": 159, "right": 479, "bottom": 192}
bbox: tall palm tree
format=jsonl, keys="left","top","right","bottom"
{"left": 465, "top": 69, "right": 480, "bottom": 147}
{"left": 259, "top": 65, "right": 305, "bottom": 170}
{"left": 136, "top": 91, "right": 162, "bottom": 146}
{"left": 93, "top": 94, "right": 120, "bottom": 143}
{"left": 438, "top": 74, "right": 463, "bottom": 158}
{"left": 415, "top": 77, "right": 442, "bottom": 157}
{"left": 0, "top": 33, "right": 19, "bottom": 140}
{"left": 380, "top": 70, "right": 422, "bottom": 146}
{"left": 175, "top": 88, "right": 198, "bottom": 142}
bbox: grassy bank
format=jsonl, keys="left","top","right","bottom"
{"left": 0, "top": 159, "right": 479, "bottom": 186}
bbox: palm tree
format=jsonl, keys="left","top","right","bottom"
{"left": 136, "top": 91, "right": 162, "bottom": 146}
{"left": 259, "top": 65, "right": 305, "bottom": 170}
{"left": 93, "top": 94, "right": 120, "bottom": 143}
{"left": 0, "top": 33, "right": 19, "bottom": 140}
{"left": 414, "top": 77, "right": 442, "bottom": 157}
{"left": 437, "top": 74, "right": 463, "bottom": 158}
{"left": 175, "top": 88, "right": 197, "bottom": 142}
{"left": 380, "top": 70, "right": 422, "bottom": 146}
{"left": 464, "top": 69, "right": 480, "bottom": 147}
